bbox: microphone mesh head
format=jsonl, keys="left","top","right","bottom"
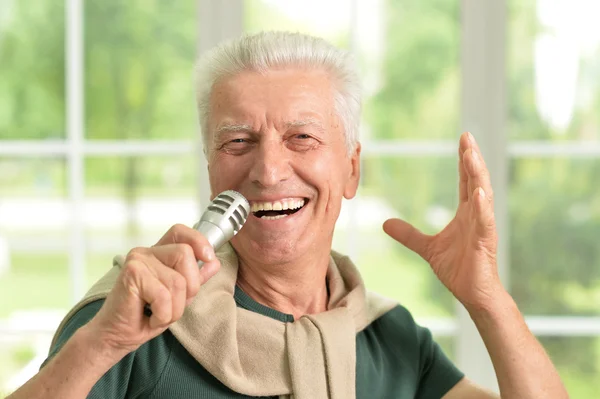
{"left": 207, "top": 190, "right": 250, "bottom": 236}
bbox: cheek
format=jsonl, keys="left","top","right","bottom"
{"left": 295, "top": 152, "right": 350, "bottom": 199}
{"left": 209, "top": 153, "right": 256, "bottom": 192}
{"left": 208, "top": 156, "right": 240, "bottom": 191}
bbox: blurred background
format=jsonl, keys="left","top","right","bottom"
{"left": 1, "top": 0, "right": 600, "bottom": 396}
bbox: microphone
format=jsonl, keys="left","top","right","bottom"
{"left": 192, "top": 190, "right": 250, "bottom": 250}
{"left": 144, "top": 190, "right": 250, "bottom": 317}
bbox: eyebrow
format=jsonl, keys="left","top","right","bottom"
{"left": 285, "top": 118, "right": 326, "bottom": 133}
{"left": 214, "top": 118, "right": 326, "bottom": 137}
{"left": 214, "top": 123, "right": 255, "bottom": 135}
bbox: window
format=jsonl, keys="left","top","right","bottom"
{"left": 508, "top": 0, "right": 600, "bottom": 394}
{"left": 0, "top": 0, "right": 199, "bottom": 394}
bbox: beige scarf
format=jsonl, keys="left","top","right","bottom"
{"left": 51, "top": 244, "right": 397, "bottom": 399}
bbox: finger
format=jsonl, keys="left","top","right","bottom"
{"left": 139, "top": 254, "right": 188, "bottom": 324}
{"left": 458, "top": 146, "right": 469, "bottom": 203}
{"left": 150, "top": 244, "right": 201, "bottom": 300}
{"left": 155, "top": 224, "right": 216, "bottom": 264}
{"left": 122, "top": 259, "right": 173, "bottom": 329}
{"left": 467, "top": 131, "right": 483, "bottom": 156}
{"left": 167, "top": 269, "right": 187, "bottom": 323}
{"left": 465, "top": 148, "right": 494, "bottom": 207}
{"left": 198, "top": 258, "right": 222, "bottom": 286}
{"left": 184, "top": 259, "right": 221, "bottom": 307}
{"left": 461, "top": 132, "right": 492, "bottom": 205}
{"left": 459, "top": 133, "right": 474, "bottom": 202}
{"left": 383, "top": 218, "right": 432, "bottom": 261}
{"left": 463, "top": 150, "right": 474, "bottom": 203}
{"left": 465, "top": 133, "right": 490, "bottom": 175}
{"left": 459, "top": 131, "right": 472, "bottom": 154}
{"left": 473, "top": 187, "right": 496, "bottom": 234}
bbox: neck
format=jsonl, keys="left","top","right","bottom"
{"left": 236, "top": 252, "right": 330, "bottom": 320}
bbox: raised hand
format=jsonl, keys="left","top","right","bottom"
{"left": 86, "top": 224, "right": 221, "bottom": 355}
{"left": 383, "top": 132, "right": 503, "bottom": 310}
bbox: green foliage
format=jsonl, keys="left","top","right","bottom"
{"left": 364, "top": 0, "right": 600, "bottom": 395}
{"left": 12, "top": 344, "right": 35, "bottom": 366}
{"left": 365, "top": 0, "right": 460, "bottom": 140}
{"left": 365, "top": 0, "right": 461, "bottom": 316}
{"left": 83, "top": 0, "right": 198, "bottom": 141}
{"left": 0, "top": 0, "right": 65, "bottom": 139}
{"left": 510, "top": 158, "right": 600, "bottom": 315}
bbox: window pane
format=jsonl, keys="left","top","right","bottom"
{"left": 364, "top": 0, "right": 460, "bottom": 140}
{"left": 84, "top": 155, "right": 201, "bottom": 280}
{"left": 540, "top": 337, "right": 600, "bottom": 398}
{"left": 509, "top": 0, "right": 600, "bottom": 140}
{"left": 0, "top": 158, "right": 69, "bottom": 316}
{"left": 0, "top": 253, "right": 70, "bottom": 317}
{"left": 335, "top": 156, "right": 457, "bottom": 317}
{"left": 0, "top": 0, "right": 65, "bottom": 139}
{"left": 244, "top": 0, "right": 351, "bottom": 47}
{"left": 0, "top": 158, "right": 69, "bottom": 267}
{"left": 85, "top": 155, "right": 198, "bottom": 196}
{"left": 510, "top": 158, "right": 600, "bottom": 315}
{"left": 0, "top": 158, "right": 66, "bottom": 197}
{"left": 84, "top": 1, "right": 198, "bottom": 139}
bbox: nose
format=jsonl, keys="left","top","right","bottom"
{"left": 248, "top": 138, "right": 292, "bottom": 188}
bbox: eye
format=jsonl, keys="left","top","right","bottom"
{"left": 218, "top": 136, "right": 254, "bottom": 155}
{"left": 286, "top": 132, "right": 319, "bottom": 152}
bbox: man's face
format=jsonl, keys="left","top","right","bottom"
{"left": 207, "top": 68, "right": 360, "bottom": 265}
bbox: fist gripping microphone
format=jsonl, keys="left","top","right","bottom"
{"left": 144, "top": 190, "right": 250, "bottom": 317}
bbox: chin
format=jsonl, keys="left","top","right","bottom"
{"left": 232, "top": 235, "right": 301, "bottom": 265}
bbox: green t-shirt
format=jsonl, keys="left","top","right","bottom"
{"left": 46, "top": 287, "right": 464, "bottom": 398}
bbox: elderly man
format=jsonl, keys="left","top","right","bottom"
{"left": 10, "top": 32, "right": 567, "bottom": 399}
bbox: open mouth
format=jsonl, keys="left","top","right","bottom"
{"left": 251, "top": 198, "right": 308, "bottom": 220}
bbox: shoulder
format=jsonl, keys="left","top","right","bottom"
{"left": 44, "top": 300, "right": 176, "bottom": 398}
{"left": 46, "top": 300, "right": 105, "bottom": 360}
{"left": 363, "top": 293, "right": 420, "bottom": 335}
{"left": 358, "top": 300, "right": 464, "bottom": 398}
{"left": 359, "top": 301, "right": 425, "bottom": 357}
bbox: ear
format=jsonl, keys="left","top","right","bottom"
{"left": 343, "top": 142, "right": 361, "bottom": 200}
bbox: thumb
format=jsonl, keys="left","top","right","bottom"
{"left": 383, "top": 218, "right": 432, "bottom": 260}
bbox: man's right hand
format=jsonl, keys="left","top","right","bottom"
{"left": 83, "top": 223, "right": 221, "bottom": 357}
{"left": 6, "top": 224, "right": 220, "bottom": 399}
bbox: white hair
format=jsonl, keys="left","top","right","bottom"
{"left": 195, "top": 31, "right": 362, "bottom": 156}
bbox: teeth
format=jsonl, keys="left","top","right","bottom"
{"left": 260, "top": 214, "right": 288, "bottom": 220}
{"left": 251, "top": 199, "right": 306, "bottom": 213}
